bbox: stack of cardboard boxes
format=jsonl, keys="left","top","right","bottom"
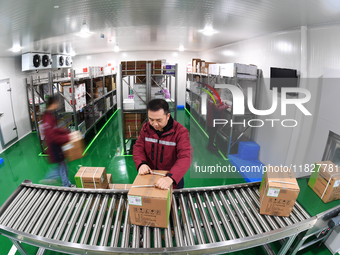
{"left": 75, "top": 167, "right": 132, "bottom": 190}
{"left": 133, "top": 84, "right": 147, "bottom": 109}
{"left": 190, "top": 59, "right": 258, "bottom": 78}
{"left": 94, "top": 80, "right": 108, "bottom": 99}
{"left": 61, "top": 82, "right": 86, "bottom": 112}
{"left": 124, "top": 113, "right": 142, "bottom": 139}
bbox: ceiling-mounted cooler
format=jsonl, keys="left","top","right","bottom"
{"left": 52, "top": 54, "right": 72, "bottom": 68}
{"left": 22, "top": 53, "right": 52, "bottom": 71}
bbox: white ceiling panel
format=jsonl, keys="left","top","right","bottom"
{"left": 1, "top": 0, "right": 340, "bottom": 57}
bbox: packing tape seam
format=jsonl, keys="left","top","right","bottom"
{"left": 320, "top": 172, "right": 340, "bottom": 199}
{"left": 93, "top": 167, "right": 99, "bottom": 189}
{"left": 80, "top": 167, "right": 87, "bottom": 188}
{"left": 260, "top": 180, "right": 298, "bottom": 207}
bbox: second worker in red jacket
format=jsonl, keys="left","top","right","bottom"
{"left": 133, "top": 99, "right": 193, "bottom": 190}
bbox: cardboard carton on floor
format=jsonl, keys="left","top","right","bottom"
{"left": 128, "top": 170, "right": 172, "bottom": 228}
{"left": 62, "top": 131, "right": 85, "bottom": 162}
{"left": 75, "top": 167, "right": 108, "bottom": 189}
{"left": 259, "top": 166, "right": 300, "bottom": 217}
{"left": 308, "top": 161, "right": 340, "bottom": 203}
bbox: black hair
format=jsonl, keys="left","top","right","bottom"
{"left": 46, "top": 95, "right": 58, "bottom": 108}
{"left": 147, "top": 99, "right": 169, "bottom": 115}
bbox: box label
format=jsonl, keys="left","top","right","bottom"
{"left": 128, "top": 195, "right": 142, "bottom": 206}
{"left": 267, "top": 188, "right": 280, "bottom": 197}
{"left": 334, "top": 180, "right": 340, "bottom": 188}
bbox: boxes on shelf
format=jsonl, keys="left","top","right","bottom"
{"left": 113, "top": 95, "right": 117, "bottom": 106}
{"left": 128, "top": 170, "right": 172, "bottom": 228}
{"left": 123, "top": 99, "right": 134, "bottom": 110}
{"left": 187, "top": 62, "right": 192, "bottom": 73}
{"left": 308, "top": 161, "right": 340, "bottom": 203}
{"left": 134, "top": 101, "right": 147, "bottom": 109}
{"left": 65, "top": 96, "right": 86, "bottom": 112}
{"left": 124, "top": 113, "right": 142, "bottom": 139}
{"left": 192, "top": 59, "right": 201, "bottom": 73}
{"left": 220, "top": 63, "right": 258, "bottom": 77}
{"left": 133, "top": 84, "right": 147, "bottom": 93}
{"left": 107, "top": 60, "right": 117, "bottom": 74}
{"left": 209, "top": 64, "right": 220, "bottom": 75}
{"left": 75, "top": 167, "right": 108, "bottom": 189}
{"left": 201, "top": 62, "right": 216, "bottom": 74}
{"left": 105, "top": 97, "right": 111, "bottom": 109}
{"left": 259, "top": 166, "right": 300, "bottom": 217}
{"left": 62, "top": 131, "right": 85, "bottom": 162}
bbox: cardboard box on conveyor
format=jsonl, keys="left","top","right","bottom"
{"left": 259, "top": 166, "right": 300, "bottom": 217}
{"left": 128, "top": 170, "right": 172, "bottom": 228}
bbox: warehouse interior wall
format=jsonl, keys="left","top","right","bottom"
{"left": 72, "top": 51, "right": 200, "bottom": 108}
{"left": 200, "top": 29, "right": 302, "bottom": 173}
{"left": 200, "top": 24, "right": 340, "bottom": 177}
{"left": 0, "top": 57, "right": 31, "bottom": 153}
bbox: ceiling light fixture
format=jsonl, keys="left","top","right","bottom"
{"left": 78, "top": 23, "right": 92, "bottom": 37}
{"left": 54, "top": 5, "right": 59, "bottom": 9}
{"left": 179, "top": 45, "right": 184, "bottom": 51}
{"left": 10, "top": 44, "right": 22, "bottom": 52}
{"left": 114, "top": 44, "right": 120, "bottom": 52}
{"left": 199, "top": 26, "right": 218, "bottom": 36}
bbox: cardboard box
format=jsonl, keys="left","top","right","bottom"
{"left": 62, "top": 131, "right": 85, "bottom": 162}
{"left": 128, "top": 170, "right": 172, "bottom": 228}
{"left": 107, "top": 174, "right": 113, "bottom": 184}
{"left": 192, "top": 59, "right": 201, "bottom": 73}
{"left": 75, "top": 167, "right": 108, "bottom": 189}
{"left": 308, "top": 161, "right": 340, "bottom": 203}
{"left": 259, "top": 166, "right": 300, "bottom": 217}
{"left": 108, "top": 183, "right": 132, "bottom": 189}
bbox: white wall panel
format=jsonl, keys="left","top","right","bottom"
{"left": 0, "top": 57, "right": 31, "bottom": 153}
{"left": 201, "top": 30, "right": 302, "bottom": 171}
{"left": 73, "top": 51, "right": 199, "bottom": 108}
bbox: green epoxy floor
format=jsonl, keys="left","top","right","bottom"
{"left": 0, "top": 109, "right": 336, "bottom": 255}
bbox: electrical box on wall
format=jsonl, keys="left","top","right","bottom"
{"left": 22, "top": 53, "right": 52, "bottom": 71}
{"left": 52, "top": 54, "right": 72, "bottom": 68}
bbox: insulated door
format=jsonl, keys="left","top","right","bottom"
{"left": 0, "top": 79, "right": 18, "bottom": 148}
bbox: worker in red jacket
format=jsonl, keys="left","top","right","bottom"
{"left": 206, "top": 88, "right": 231, "bottom": 151}
{"left": 40, "top": 96, "right": 74, "bottom": 187}
{"left": 133, "top": 99, "right": 193, "bottom": 189}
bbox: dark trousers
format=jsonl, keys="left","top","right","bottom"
{"left": 208, "top": 126, "right": 218, "bottom": 147}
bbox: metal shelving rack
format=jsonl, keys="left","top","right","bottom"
{"left": 185, "top": 68, "right": 262, "bottom": 158}
{"left": 120, "top": 62, "right": 178, "bottom": 155}
{"left": 26, "top": 69, "right": 117, "bottom": 155}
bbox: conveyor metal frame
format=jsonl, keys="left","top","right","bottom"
{"left": 0, "top": 180, "right": 337, "bottom": 255}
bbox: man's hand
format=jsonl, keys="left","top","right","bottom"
{"left": 138, "top": 164, "right": 152, "bottom": 175}
{"left": 155, "top": 177, "right": 173, "bottom": 190}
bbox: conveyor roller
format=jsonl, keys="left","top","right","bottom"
{"left": 0, "top": 180, "right": 316, "bottom": 255}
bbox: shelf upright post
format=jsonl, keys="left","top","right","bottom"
{"left": 120, "top": 64, "right": 126, "bottom": 155}
{"left": 146, "top": 63, "right": 151, "bottom": 105}
{"left": 103, "top": 75, "right": 107, "bottom": 121}
{"left": 30, "top": 76, "right": 44, "bottom": 154}
{"left": 227, "top": 68, "right": 237, "bottom": 158}
{"left": 71, "top": 69, "right": 78, "bottom": 131}
{"left": 25, "top": 78, "right": 34, "bottom": 131}
{"left": 90, "top": 69, "right": 96, "bottom": 134}
{"left": 48, "top": 71, "right": 53, "bottom": 97}
{"left": 174, "top": 63, "right": 178, "bottom": 121}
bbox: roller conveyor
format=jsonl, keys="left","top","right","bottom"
{"left": 0, "top": 180, "right": 337, "bottom": 255}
